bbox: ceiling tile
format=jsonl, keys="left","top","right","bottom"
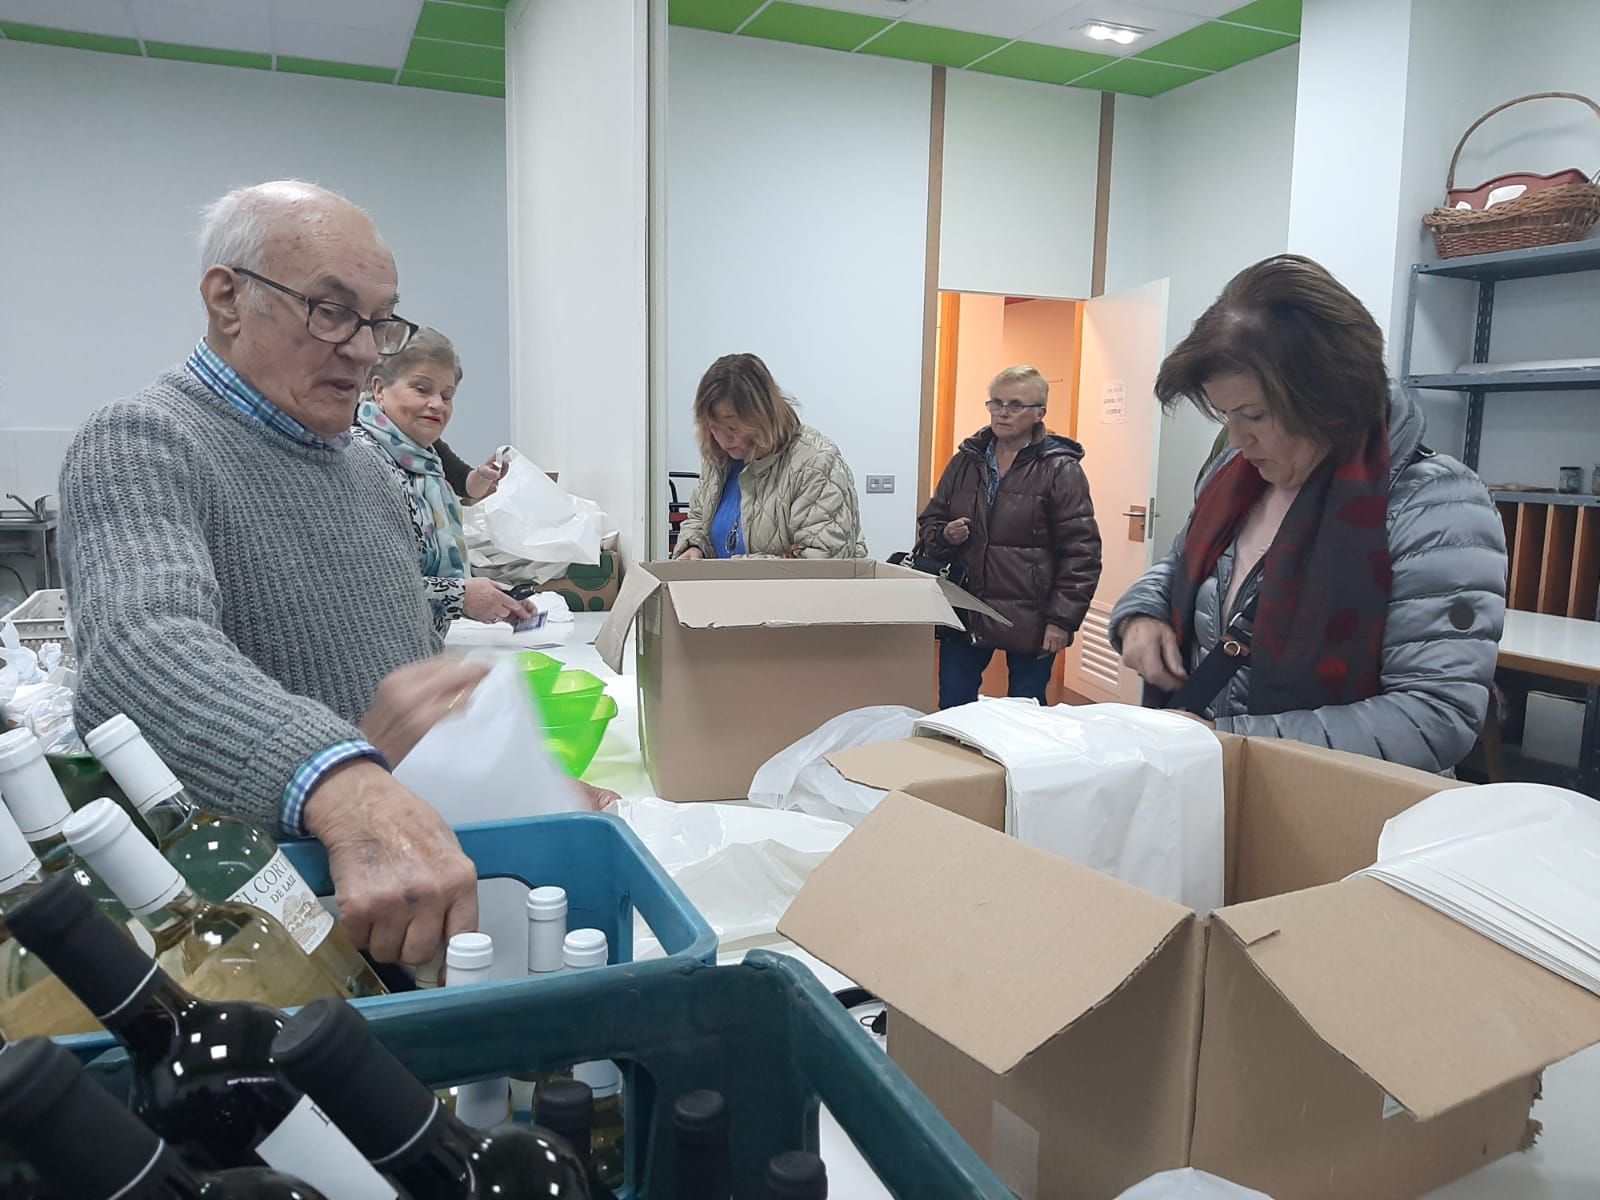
{"left": 276, "top": 55, "right": 396, "bottom": 84}
{"left": 430, "top": 0, "right": 506, "bottom": 7}
{"left": 274, "top": 19, "right": 410, "bottom": 68}
{"left": 0, "top": 0, "right": 134, "bottom": 38}
{"left": 857, "top": 20, "right": 1008, "bottom": 67}
{"left": 130, "top": 1, "right": 271, "bottom": 54}
{"left": 271, "top": 0, "right": 420, "bottom": 34}
{"left": 404, "top": 36, "right": 503, "bottom": 81}
{"left": 145, "top": 41, "right": 272, "bottom": 70}
{"left": 742, "top": 2, "right": 889, "bottom": 51}
{"left": 414, "top": 0, "right": 503, "bottom": 47}
{"left": 398, "top": 68, "right": 503, "bottom": 97}
{"left": 1026, "top": 2, "right": 1207, "bottom": 56}
{"left": 1221, "top": 0, "right": 1300, "bottom": 34}
{"left": 1072, "top": 54, "right": 1207, "bottom": 95}
{"left": 1135, "top": 19, "right": 1294, "bottom": 69}
{"left": 969, "top": 40, "right": 1115, "bottom": 85}
{"left": 0, "top": 20, "right": 141, "bottom": 54}
{"left": 780, "top": 0, "right": 929, "bottom": 18}
{"left": 668, "top": 0, "right": 765, "bottom": 33}
{"left": 895, "top": 0, "right": 1059, "bottom": 39}
{"left": 1122, "top": 0, "right": 1238, "bottom": 14}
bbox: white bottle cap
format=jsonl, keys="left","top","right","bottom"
{"left": 527, "top": 885, "right": 567, "bottom": 920}
{"left": 0, "top": 728, "right": 74, "bottom": 840}
{"left": 63, "top": 798, "right": 184, "bottom": 916}
{"left": 563, "top": 928, "right": 608, "bottom": 971}
{"left": 0, "top": 799, "right": 41, "bottom": 892}
{"left": 83, "top": 714, "right": 183, "bottom": 812}
{"left": 446, "top": 931, "right": 495, "bottom": 979}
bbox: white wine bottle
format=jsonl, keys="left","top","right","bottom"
{"left": 63, "top": 798, "right": 348, "bottom": 1008}
{"left": 0, "top": 796, "right": 100, "bottom": 1037}
{"left": 564, "top": 929, "right": 624, "bottom": 1190}
{"left": 85, "top": 714, "right": 386, "bottom": 998}
{"left": 442, "top": 932, "right": 511, "bottom": 1129}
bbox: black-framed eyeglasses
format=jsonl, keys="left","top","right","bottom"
{"left": 231, "top": 266, "right": 418, "bottom": 355}
{"left": 985, "top": 399, "right": 1045, "bottom": 415}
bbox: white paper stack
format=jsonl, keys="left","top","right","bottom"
{"left": 1354, "top": 783, "right": 1600, "bottom": 996}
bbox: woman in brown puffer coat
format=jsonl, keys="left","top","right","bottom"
{"left": 918, "top": 365, "right": 1103, "bottom": 708}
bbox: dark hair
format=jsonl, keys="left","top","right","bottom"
{"left": 1156, "top": 255, "right": 1389, "bottom": 458}
{"left": 693, "top": 353, "right": 801, "bottom": 463}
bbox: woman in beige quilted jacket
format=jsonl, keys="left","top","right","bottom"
{"left": 675, "top": 353, "right": 867, "bottom": 560}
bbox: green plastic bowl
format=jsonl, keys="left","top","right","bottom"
{"left": 534, "top": 669, "right": 608, "bottom": 727}
{"left": 543, "top": 694, "right": 619, "bottom": 778}
{"left": 517, "top": 651, "right": 562, "bottom": 701}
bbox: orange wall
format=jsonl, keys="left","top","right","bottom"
{"left": 1001, "top": 299, "right": 1079, "bottom": 438}
{"left": 951, "top": 293, "right": 1006, "bottom": 445}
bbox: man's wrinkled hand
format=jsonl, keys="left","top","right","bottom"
{"left": 360, "top": 657, "right": 489, "bottom": 767}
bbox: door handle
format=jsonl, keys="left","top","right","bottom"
{"left": 1123, "top": 503, "right": 1148, "bottom": 544}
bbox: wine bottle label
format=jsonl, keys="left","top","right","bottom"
{"left": 254, "top": 1095, "right": 399, "bottom": 1200}
{"left": 228, "top": 850, "right": 336, "bottom": 953}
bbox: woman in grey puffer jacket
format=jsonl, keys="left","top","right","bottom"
{"left": 1111, "top": 256, "right": 1506, "bottom": 774}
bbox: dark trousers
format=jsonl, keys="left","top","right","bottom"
{"left": 937, "top": 638, "right": 1057, "bottom": 709}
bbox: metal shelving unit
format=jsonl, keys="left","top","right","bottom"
{"left": 1400, "top": 238, "right": 1600, "bottom": 797}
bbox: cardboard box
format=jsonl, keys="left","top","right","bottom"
{"left": 525, "top": 551, "right": 622, "bottom": 613}
{"left": 595, "top": 560, "right": 1000, "bottom": 802}
{"left": 780, "top": 735, "right": 1600, "bottom": 1200}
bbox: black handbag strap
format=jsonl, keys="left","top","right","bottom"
{"left": 1166, "top": 588, "right": 1258, "bottom": 715}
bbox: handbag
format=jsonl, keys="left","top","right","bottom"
{"left": 888, "top": 541, "right": 973, "bottom": 642}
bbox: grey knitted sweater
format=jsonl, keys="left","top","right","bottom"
{"left": 59, "top": 368, "right": 438, "bottom": 832}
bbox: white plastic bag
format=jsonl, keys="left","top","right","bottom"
{"left": 916, "top": 701, "right": 1225, "bottom": 913}
{"left": 394, "top": 658, "right": 585, "bottom": 825}
{"left": 463, "top": 449, "right": 604, "bottom": 579}
{"left": 748, "top": 705, "right": 923, "bottom": 826}
{"left": 1116, "top": 1168, "right": 1274, "bottom": 1199}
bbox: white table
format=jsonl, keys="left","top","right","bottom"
{"left": 1500, "top": 610, "right": 1600, "bottom": 686}
{"left": 538, "top": 614, "right": 1600, "bottom": 1199}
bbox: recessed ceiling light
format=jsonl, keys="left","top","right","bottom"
{"left": 1081, "top": 20, "right": 1150, "bottom": 45}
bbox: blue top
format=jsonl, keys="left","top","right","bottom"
{"left": 710, "top": 462, "right": 747, "bottom": 558}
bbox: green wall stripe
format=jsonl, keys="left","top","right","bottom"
{"left": 145, "top": 42, "right": 272, "bottom": 70}
{"left": 0, "top": 22, "right": 141, "bottom": 56}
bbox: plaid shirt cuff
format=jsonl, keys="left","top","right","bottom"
{"left": 282, "top": 740, "right": 388, "bottom": 839}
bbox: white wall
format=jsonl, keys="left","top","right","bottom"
{"left": 665, "top": 29, "right": 931, "bottom": 557}
{"left": 939, "top": 71, "right": 1102, "bottom": 299}
{"left": 1105, "top": 47, "right": 1301, "bottom": 551}
{"left": 0, "top": 39, "right": 512, "bottom": 517}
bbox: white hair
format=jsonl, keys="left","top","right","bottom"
{"left": 197, "top": 180, "right": 372, "bottom": 313}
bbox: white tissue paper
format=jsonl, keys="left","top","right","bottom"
{"left": 394, "top": 658, "right": 585, "bottom": 825}
{"left": 747, "top": 705, "right": 923, "bottom": 825}
{"left": 614, "top": 798, "right": 852, "bottom": 958}
{"left": 1354, "top": 782, "right": 1600, "bottom": 995}
{"left": 1115, "top": 1168, "right": 1275, "bottom": 1199}
{"left": 462, "top": 449, "right": 605, "bottom": 582}
{"left": 915, "top": 700, "right": 1225, "bottom": 913}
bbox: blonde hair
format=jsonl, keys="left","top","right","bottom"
{"left": 693, "top": 353, "right": 802, "bottom": 464}
{"left": 989, "top": 364, "right": 1048, "bottom": 406}
{"left": 367, "top": 327, "right": 462, "bottom": 395}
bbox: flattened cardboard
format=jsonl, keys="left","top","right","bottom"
{"left": 827, "top": 735, "right": 1008, "bottom": 830}
{"left": 778, "top": 791, "right": 1192, "bottom": 1075}
{"left": 1212, "top": 876, "right": 1600, "bottom": 1120}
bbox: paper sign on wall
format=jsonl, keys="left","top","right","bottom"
{"left": 1100, "top": 380, "right": 1126, "bottom": 424}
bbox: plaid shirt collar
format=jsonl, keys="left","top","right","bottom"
{"left": 185, "top": 339, "right": 350, "bottom": 450}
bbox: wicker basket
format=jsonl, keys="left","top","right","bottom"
{"left": 1422, "top": 92, "right": 1600, "bottom": 258}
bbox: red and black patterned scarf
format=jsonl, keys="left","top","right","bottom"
{"left": 1169, "top": 423, "right": 1392, "bottom": 714}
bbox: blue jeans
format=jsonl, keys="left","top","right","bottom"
{"left": 938, "top": 638, "right": 1057, "bottom": 709}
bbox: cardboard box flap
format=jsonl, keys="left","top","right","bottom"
{"left": 827, "top": 737, "right": 998, "bottom": 792}
{"left": 1215, "top": 876, "right": 1600, "bottom": 1120}
{"left": 665, "top": 578, "right": 963, "bottom": 631}
{"left": 779, "top": 790, "right": 1193, "bottom": 1076}
{"left": 594, "top": 565, "right": 663, "bottom": 673}
{"left": 934, "top": 577, "right": 1011, "bottom": 626}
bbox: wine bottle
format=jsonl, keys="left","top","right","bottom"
{"left": 537, "top": 1080, "right": 621, "bottom": 1200}
{"left": 673, "top": 1090, "right": 733, "bottom": 1200}
{"left": 564, "top": 928, "right": 624, "bottom": 1189}
{"left": 442, "top": 932, "right": 510, "bottom": 1128}
{"left": 273, "top": 995, "right": 594, "bottom": 1198}
{"left": 0, "top": 1036, "right": 331, "bottom": 1199}
{"left": 3, "top": 872, "right": 396, "bottom": 1199}
{"left": 0, "top": 798, "right": 100, "bottom": 1037}
{"left": 85, "top": 714, "right": 386, "bottom": 998}
{"left": 766, "top": 1151, "right": 829, "bottom": 1199}
{"left": 0, "top": 727, "right": 146, "bottom": 939}
{"left": 511, "top": 884, "right": 568, "bottom": 1121}
{"left": 63, "top": 798, "right": 346, "bottom": 1008}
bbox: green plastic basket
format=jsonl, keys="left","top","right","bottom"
{"left": 516, "top": 650, "right": 562, "bottom": 699}
{"left": 535, "top": 668, "right": 609, "bottom": 726}
{"left": 544, "top": 693, "right": 619, "bottom": 777}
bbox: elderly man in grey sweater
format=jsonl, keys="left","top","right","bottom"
{"left": 59, "top": 181, "right": 479, "bottom": 966}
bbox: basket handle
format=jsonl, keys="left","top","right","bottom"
{"left": 1445, "top": 91, "right": 1600, "bottom": 190}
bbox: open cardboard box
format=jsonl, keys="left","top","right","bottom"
{"left": 595, "top": 559, "right": 1001, "bottom": 802}
{"left": 783, "top": 733, "right": 1600, "bottom": 1200}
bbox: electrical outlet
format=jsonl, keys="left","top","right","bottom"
{"left": 865, "top": 475, "right": 895, "bottom": 494}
